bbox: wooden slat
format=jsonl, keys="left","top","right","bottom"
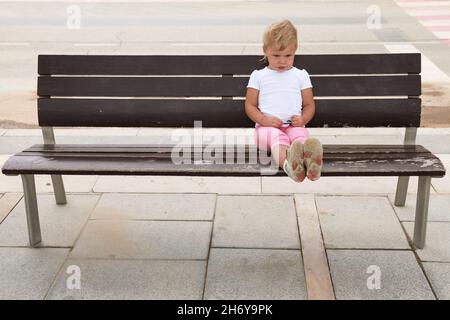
{"left": 1, "top": 155, "right": 444, "bottom": 177}
{"left": 23, "top": 144, "right": 430, "bottom": 154}
{"left": 16, "top": 151, "right": 438, "bottom": 164}
{"left": 38, "top": 98, "right": 421, "bottom": 128}
{"left": 37, "top": 75, "right": 421, "bottom": 97}
{"left": 2, "top": 145, "right": 445, "bottom": 177}
{"left": 38, "top": 54, "right": 421, "bottom": 75}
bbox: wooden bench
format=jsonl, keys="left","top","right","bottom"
{"left": 1, "top": 54, "right": 446, "bottom": 249}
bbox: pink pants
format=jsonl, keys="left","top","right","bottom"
{"left": 255, "top": 125, "right": 310, "bottom": 151}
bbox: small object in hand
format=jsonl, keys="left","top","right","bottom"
{"left": 282, "top": 119, "right": 292, "bottom": 127}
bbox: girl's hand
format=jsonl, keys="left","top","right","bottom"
{"left": 260, "top": 115, "right": 283, "bottom": 128}
{"left": 290, "top": 115, "right": 306, "bottom": 127}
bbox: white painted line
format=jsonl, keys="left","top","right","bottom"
{"left": 74, "top": 43, "right": 118, "bottom": 47}
{"left": 406, "top": 8, "right": 450, "bottom": 16}
{"left": 171, "top": 42, "right": 255, "bottom": 46}
{"left": 169, "top": 41, "right": 443, "bottom": 46}
{"left": 397, "top": 1, "right": 450, "bottom": 8}
{"left": 384, "top": 43, "right": 450, "bottom": 82}
{"left": 432, "top": 31, "right": 450, "bottom": 39}
{"left": 0, "top": 0, "right": 244, "bottom": 2}
{"left": 420, "top": 20, "right": 450, "bottom": 27}
{"left": 0, "top": 42, "right": 30, "bottom": 46}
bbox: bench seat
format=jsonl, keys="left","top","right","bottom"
{"left": 1, "top": 53, "right": 446, "bottom": 249}
{"left": 2, "top": 144, "right": 445, "bottom": 177}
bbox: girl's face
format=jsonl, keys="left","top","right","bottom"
{"left": 263, "top": 42, "right": 297, "bottom": 72}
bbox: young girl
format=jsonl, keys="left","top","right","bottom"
{"left": 245, "top": 20, "right": 323, "bottom": 182}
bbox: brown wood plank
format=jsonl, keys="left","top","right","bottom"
{"left": 13, "top": 151, "right": 440, "bottom": 170}
{"left": 37, "top": 75, "right": 421, "bottom": 97}
{"left": 23, "top": 144, "right": 430, "bottom": 154}
{"left": 2, "top": 155, "right": 445, "bottom": 177}
{"left": 38, "top": 54, "right": 420, "bottom": 75}
{"left": 2, "top": 146, "right": 445, "bottom": 177}
{"left": 37, "top": 98, "right": 421, "bottom": 128}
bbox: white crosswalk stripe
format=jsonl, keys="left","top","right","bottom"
{"left": 395, "top": 0, "right": 450, "bottom": 45}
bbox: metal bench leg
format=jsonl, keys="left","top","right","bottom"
{"left": 51, "top": 175, "right": 67, "bottom": 204}
{"left": 413, "top": 176, "right": 431, "bottom": 249}
{"left": 21, "top": 174, "right": 42, "bottom": 247}
{"left": 394, "top": 176, "right": 409, "bottom": 206}
{"left": 395, "top": 128, "right": 417, "bottom": 206}
{"left": 41, "top": 127, "right": 67, "bottom": 205}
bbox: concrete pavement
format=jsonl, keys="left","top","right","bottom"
{"left": 1, "top": 0, "right": 449, "bottom": 300}
{"left": 0, "top": 127, "right": 449, "bottom": 299}
{"left": 1, "top": 0, "right": 450, "bottom": 127}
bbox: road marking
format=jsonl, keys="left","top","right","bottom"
{"left": 169, "top": 40, "right": 444, "bottom": 46}
{"left": 420, "top": 19, "right": 450, "bottom": 26}
{"left": 0, "top": 42, "right": 30, "bottom": 46}
{"left": 433, "top": 31, "right": 450, "bottom": 38}
{"left": 397, "top": 1, "right": 450, "bottom": 8}
{"left": 395, "top": 0, "right": 450, "bottom": 45}
{"left": 384, "top": 43, "right": 450, "bottom": 82}
{"left": 73, "top": 43, "right": 118, "bottom": 47}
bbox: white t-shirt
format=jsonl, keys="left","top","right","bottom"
{"left": 247, "top": 66, "right": 313, "bottom": 126}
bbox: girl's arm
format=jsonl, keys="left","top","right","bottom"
{"left": 245, "top": 88, "right": 264, "bottom": 124}
{"left": 291, "top": 88, "right": 315, "bottom": 127}
{"left": 300, "top": 88, "right": 315, "bottom": 124}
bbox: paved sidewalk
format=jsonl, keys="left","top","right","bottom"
{"left": 0, "top": 128, "right": 449, "bottom": 300}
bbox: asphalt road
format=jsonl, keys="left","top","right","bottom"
{"left": 1, "top": 0, "right": 449, "bottom": 127}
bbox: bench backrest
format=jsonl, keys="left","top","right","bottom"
{"left": 37, "top": 54, "right": 421, "bottom": 128}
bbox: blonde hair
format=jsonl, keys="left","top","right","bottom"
{"left": 261, "top": 20, "right": 298, "bottom": 63}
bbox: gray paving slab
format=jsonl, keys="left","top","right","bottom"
{"left": 204, "top": 248, "right": 307, "bottom": 300}
{"left": 288, "top": 43, "right": 387, "bottom": 55}
{"left": 212, "top": 195, "right": 300, "bottom": 249}
{"left": 262, "top": 176, "right": 426, "bottom": 195}
{"left": 388, "top": 194, "right": 450, "bottom": 222}
{"left": 4, "top": 127, "right": 449, "bottom": 137}
{"left": 0, "top": 194, "right": 100, "bottom": 247}
{"left": 403, "top": 222, "right": 450, "bottom": 262}
{"left": 0, "top": 136, "right": 175, "bottom": 154}
{"left": 0, "top": 159, "right": 98, "bottom": 193}
{"left": 0, "top": 247, "right": 69, "bottom": 300}
{"left": 316, "top": 196, "right": 410, "bottom": 249}
{"left": 0, "top": 136, "right": 42, "bottom": 154}
{"left": 3, "top": 128, "right": 139, "bottom": 136}
{"left": 90, "top": 193, "right": 216, "bottom": 221}
{"left": 0, "top": 193, "right": 22, "bottom": 224}
{"left": 93, "top": 176, "right": 261, "bottom": 194}
{"left": 416, "top": 135, "right": 450, "bottom": 154}
{"left": 422, "top": 262, "right": 450, "bottom": 300}
{"left": 327, "top": 250, "right": 435, "bottom": 300}
{"left": 431, "top": 155, "right": 450, "bottom": 193}
{"left": 46, "top": 259, "right": 206, "bottom": 300}
{"left": 418, "top": 128, "right": 450, "bottom": 135}
{"left": 70, "top": 220, "right": 212, "bottom": 260}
